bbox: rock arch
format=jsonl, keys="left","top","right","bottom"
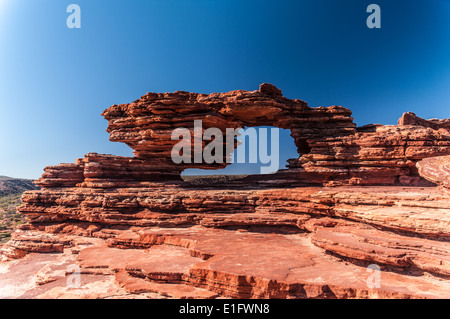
{"left": 32, "top": 83, "right": 450, "bottom": 189}
{"left": 95, "top": 83, "right": 450, "bottom": 187}
{"left": 99, "top": 83, "right": 355, "bottom": 185}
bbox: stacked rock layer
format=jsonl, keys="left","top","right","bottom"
{"left": 1, "top": 84, "right": 450, "bottom": 299}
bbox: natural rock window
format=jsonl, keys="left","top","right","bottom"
{"left": 181, "top": 126, "right": 299, "bottom": 178}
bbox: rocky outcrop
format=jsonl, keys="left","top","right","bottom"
{"left": 416, "top": 155, "right": 450, "bottom": 191}
{"left": 398, "top": 112, "right": 450, "bottom": 131}
{"left": 100, "top": 84, "right": 450, "bottom": 186}
{"left": 1, "top": 84, "right": 450, "bottom": 299}
{"left": 21, "top": 84, "right": 450, "bottom": 190}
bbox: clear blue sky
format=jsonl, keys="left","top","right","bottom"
{"left": 1, "top": 0, "right": 449, "bottom": 179}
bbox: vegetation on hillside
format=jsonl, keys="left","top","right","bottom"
{"left": 0, "top": 194, "right": 27, "bottom": 243}
{"left": 0, "top": 175, "right": 37, "bottom": 196}
{"left": 0, "top": 176, "right": 37, "bottom": 243}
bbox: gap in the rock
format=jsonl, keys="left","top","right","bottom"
{"left": 181, "top": 126, "right": 299, "bottom": 178}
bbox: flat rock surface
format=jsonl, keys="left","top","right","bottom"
{"left": 2, "top": 224, "right": 449, "bottom": 299}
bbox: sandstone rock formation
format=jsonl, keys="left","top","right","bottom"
{"left": 417, "top": 155, "right": 450, "bottom": 191}
{"left": 1, "top": 84, "right": 450, "bottom": 299}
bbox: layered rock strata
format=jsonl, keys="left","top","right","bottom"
{"left": 1, "top": 84, "right": 450, "bottom": 299}
{"left": 417, "top": 155, "right": 450, "bottom": 191}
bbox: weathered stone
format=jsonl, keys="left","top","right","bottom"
{"left": 2, "top": 84, "right": 450, "bottom": 299}
{"left": 417, "top": 155, "right": 450, "bottom": 191}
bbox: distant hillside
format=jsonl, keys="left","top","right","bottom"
{"left": 0, "top": 176, "right": 38, "bottom": 196}
{"left": 0, "top": 176, "right": 38, "bottom": 243}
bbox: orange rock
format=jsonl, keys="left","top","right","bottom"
{"left": 3, "top": 84, "right": 450, "bottom": 299}
{"left": 417, "top": 155, "right": 450, "bottom": 191}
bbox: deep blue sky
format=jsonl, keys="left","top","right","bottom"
{"left": 1, "top": 0, "right": 449, "bottom": 179}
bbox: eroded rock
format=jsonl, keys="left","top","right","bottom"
{"left": 2, "top": 84, "right": 450, "bottom": 299}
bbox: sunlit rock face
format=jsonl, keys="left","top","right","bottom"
{"left": 1, "top": 84, "right": 450, "bottom": 299}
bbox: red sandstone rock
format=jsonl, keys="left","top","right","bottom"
{"left": 2, "top": 84, "right": 450, "bottom": 299}
{"left": 417, "top": 155, "right": 450, "bottom": 191}
{"left": 398, "top": 112, "right": 450, "bottom": 132}
{"left": 83, "top": 226, "right": 450, "bottom": 298}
